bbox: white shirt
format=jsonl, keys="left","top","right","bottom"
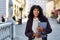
{"left": 32, "top": 18, "right": 42, "bottom": 40}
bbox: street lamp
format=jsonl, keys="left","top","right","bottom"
{"left": 19, "top": 7, "right": 23, "bottom": 24}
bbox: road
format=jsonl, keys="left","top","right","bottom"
{"left": 14, "top": 18, "right": 60, "bottom": 40}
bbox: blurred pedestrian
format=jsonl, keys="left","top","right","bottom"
{"left": 12, "top": 16, "right": 16, "bottom": 21}
{"left": 1, "top": 15, "right": 5, "bottom": 22}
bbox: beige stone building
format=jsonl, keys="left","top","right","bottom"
{"left": 46, "top": 0, "right": 60, "bottom": 17}
{"left": 54, "top": 0, "right": 60, "bottom": 9}
{"left": 12, "top": 0, "right": 26, "bottom": 21}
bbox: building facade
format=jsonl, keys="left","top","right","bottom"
{"left": 26, "top": 0, "right": 48, "bottom": 16}
{"left": 0, "top": 0, "right": 8, "bottom": 20}
{"left": 0, "top": 0, "right": 13, "bottom": 21}
{"left": 12, "top": 0, "right": 26, "bottom": 21}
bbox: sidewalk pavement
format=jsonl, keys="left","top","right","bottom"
{"left": 14, "top": 18, "right": 60, "bottom": 40}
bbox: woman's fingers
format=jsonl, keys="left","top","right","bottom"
{"left": 33, "top": 33, "right": 41, "bottom": 38}
{"left": 37, "top": 26, "right": 44, "bottom": 32}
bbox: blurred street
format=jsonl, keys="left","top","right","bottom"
{"left": 14, "top": 18, "right": 60, "bottom": 40}
{"left": 0, "top": 0, "right": 60, "bottom": 40}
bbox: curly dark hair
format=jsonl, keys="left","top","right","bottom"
{"left": 28, "top": 5, "right": 45, "bottom": 20}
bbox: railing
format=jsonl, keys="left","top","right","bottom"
{"left": 0, "top": 22, "right": 13, "bottom": 40}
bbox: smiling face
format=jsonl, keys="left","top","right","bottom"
{"left": 33, "top": 8, "right": 39, "bottom": 18}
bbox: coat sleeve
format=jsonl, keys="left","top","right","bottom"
{"left": 43, "top": 18, "right": 52, "bottom": 34}
{"left": 25, "top": 19, "right": 33, "bottom": 38}
{"left": 46, "top": 19, "right": 52, "bottom": 34}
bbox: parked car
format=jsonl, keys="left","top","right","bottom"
{"left": 57, "top": 9, "right": 60, "bottom": 24}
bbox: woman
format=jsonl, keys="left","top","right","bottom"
{"left": 25, "top": 5, "right": 52, "bottom": 40}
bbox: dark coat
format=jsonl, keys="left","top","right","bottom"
{"left": 25, "top": 17, "right": 52, "bottom": 40}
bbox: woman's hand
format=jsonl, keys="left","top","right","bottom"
{"left": 37, "top": 26, "right": 44, "bottom": 32}
{"left": 33, "top": 33, "right": 41, "bottom": 38}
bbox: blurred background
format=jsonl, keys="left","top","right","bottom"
{"left": 0, "top": 0, "right": 60, "bottom": 40}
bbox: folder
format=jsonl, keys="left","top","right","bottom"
{"left": 37, "top": 22, "right": 47, "bottom": 38}
{"left": 38, "top": 22, "right": 47, "bottom": 29}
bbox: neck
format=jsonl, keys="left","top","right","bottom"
{"left": 34, "top": 16, "right": 38, "bottom": 19}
